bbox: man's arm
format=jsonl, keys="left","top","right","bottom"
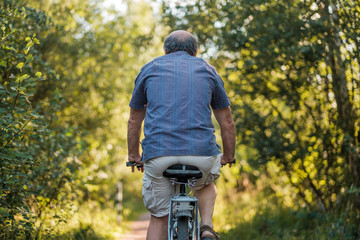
{"left": 213, "top": 107, "right": 236, "bottom": 166}
{"left": 127, "top": 108, "right": 146, "bottom": 169}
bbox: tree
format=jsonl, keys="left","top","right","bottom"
{"left": 0, "top": 0, "right": 81, "bottom": 238}
{"left": 161, "top": 0, "right": 359, "bottom": 213}
{"left": 1, "top": 0, "right": 162, "bottom": 238}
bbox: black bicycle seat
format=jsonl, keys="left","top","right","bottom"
{"left": 163, "top": 164, "right": 203, "bottom": 180}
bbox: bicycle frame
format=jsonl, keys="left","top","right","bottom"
{"left": 168, "top": 179, "right": 200, "bottom": 240}
{"left": 126, "top": 162, "right": 202, "bottom": 239}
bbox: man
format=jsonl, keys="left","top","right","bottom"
{"left": 127, "top": 30, "right": 235, "bottom": 240}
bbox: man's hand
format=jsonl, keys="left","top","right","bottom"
{"left": 128, "top": 154, "right": 144, "bottom": 173}
{"left": 221, "top": 155, "right": 235, "bottom": 168}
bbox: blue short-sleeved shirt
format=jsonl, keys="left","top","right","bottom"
{"left": 130, "top": 51, "right": 230, "bottom": 162}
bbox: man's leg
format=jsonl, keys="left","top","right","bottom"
{"left": 194, "top": 182, "right": 217, "bottom": 237}
{"left": 146, "top": 215, "right": 168, "bottom": 240}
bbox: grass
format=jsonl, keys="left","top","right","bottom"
{"left": 49, "top": 202, "right": 123, "bottom": 240}
{"left": 211, "top": 167, "right": 360, "bottom": 240}
{"left": 218, "top": 207, "right": 359, "bottom": 240}
{"left": 43, "top": 182, "right": 147, "bottom": 240}
{"left": 38, "top": 166, "right": 359, "bottom": 240}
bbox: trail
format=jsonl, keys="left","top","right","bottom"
{"left": 121, "top": 212, "right": 150, "bottom": 240}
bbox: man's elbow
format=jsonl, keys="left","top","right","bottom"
{"left": 128, "top": 117, "right": 141, "bottom": 129}
{"left": 128, "top": 108, "right": 146, "bottom": 128}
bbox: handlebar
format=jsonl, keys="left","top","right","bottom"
{"left": 126, "top": 161, "right": 142, "bottom": 167}
{"left": 126, "top": 158, "right": 236, "bottom": 167}
{"left": 229, "top": 159, "right": 236, "bottom": 164}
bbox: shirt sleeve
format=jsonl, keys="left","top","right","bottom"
{"left": 210, "top": 71, "right": 231, "bottom": 110}
{"left": 129, "top": 68, "right": 148, "bottom": 109}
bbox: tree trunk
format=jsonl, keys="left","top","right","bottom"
{"left": 323, "top": 1, "right": 359, "bottom": 187}
{"left": 116, "top": 181, "right": 123, "bottom": 224}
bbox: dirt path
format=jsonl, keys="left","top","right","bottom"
{"left": 121, "top": 212, "right": 150, "bottom": 240}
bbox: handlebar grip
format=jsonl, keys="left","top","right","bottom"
{"left": 126, "top": 161, "right": 142, "bottom": 167}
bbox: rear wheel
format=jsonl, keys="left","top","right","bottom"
{"left": 177, "top": 216, "right": 189, "bottom": 240}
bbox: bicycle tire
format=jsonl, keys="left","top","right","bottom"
{"left": 177, "top": 216, "right": 189, "bottom": 240}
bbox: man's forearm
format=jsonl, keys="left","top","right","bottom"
{"left": 221, "top": 123, "right": 236, "bottom": 160}
{"left": 127, "top": 108, "right": 146, "bottom": 161}
{"left": 127, "top": 121, "right": 142, "bottom": 158}
{"left": 213, "top": 107, "right": 236, "bottom": 161}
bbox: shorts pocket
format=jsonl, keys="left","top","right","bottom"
{"left": 142, "top": 175, "right": 156, "bottom": 213}
{"left": 205, "top": 155, "right": 221, "bottom": 185}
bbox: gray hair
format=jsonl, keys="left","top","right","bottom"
{"left": 163, "top": 31, "right": 198, "bottom": 56}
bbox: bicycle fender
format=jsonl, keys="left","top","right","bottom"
{"left": 176, "top": 210, "right": 192, "bottom": 218}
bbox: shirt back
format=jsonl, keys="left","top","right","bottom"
{"left": 130, "top": 51, "right": 230, "bottom": 161}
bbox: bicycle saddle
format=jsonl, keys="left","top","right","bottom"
{"left": 163, "top": 164, "right": 203, "bottom": 179}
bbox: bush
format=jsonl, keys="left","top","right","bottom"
{"left": 0, "top": 1, "right": 82, "bottom": 238}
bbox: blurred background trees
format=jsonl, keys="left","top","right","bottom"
{"left": 162, "top": 0, "right": 359, "bottom": 238}
{"left": 1, "top": 1, "right": 81, "bottom": 237}
{"left": 1, "top": 0, "right": 359, "bottom": 239}
{"left": 1, "top": 0, "right": 161, "bottom": 238}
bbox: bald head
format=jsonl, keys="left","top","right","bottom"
{"left": 163, "top": 30, "right": 198, "bottom": 56}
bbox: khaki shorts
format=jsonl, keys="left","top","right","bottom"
{"left": 142, "top": 155, "right": 221, "bottom": 217}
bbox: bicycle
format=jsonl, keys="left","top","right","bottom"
{"left": 163, "top": 164, "right": 202, "bottom": 240}
{"left": 127, "top": 159, "right": 235, "bottom": 240}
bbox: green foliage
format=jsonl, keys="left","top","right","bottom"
{"left": 162, "top": 0, "right": 360, "bottom": 208}
{"left": 2, "top": 0, "right": 162, "bottom": 238}
{"left": 52, "top": 202, "right": 123, "bottom": 240}
{"left": 0, "top": 0, "right": 82, "bottom": 238}
{"left": 213, "top": 170, "right": 359, "bottom": 239}
{"left": 69, "top": 225, "right": 104, "bottom": 240}
{"left": 33, "top": 0, "right": 161, "bottom": 209}
{"left": 3, "top": 0, "right": 359, "bottom": 238}
{"left": 162, "top": 0, "right": 360, "bottom": 237}
{"left": 219, "top": 207, "right": 359, "bottom": 240}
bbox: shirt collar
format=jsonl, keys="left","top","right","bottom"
{"left": 167, "top": 51, "right": 191, "bottom": 56}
